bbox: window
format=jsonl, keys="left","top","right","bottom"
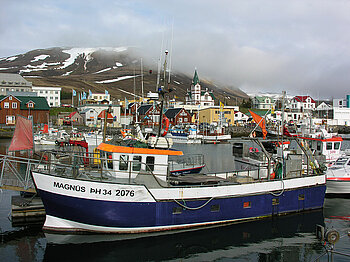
{"left": 119, "top": 155, "right": 129, "bottom": 170}
{"left": 146, "top": 156, "right": 155, "bottom": 171}
{"left": 317, "top": 142, "right": 322, "bottom": 151}
{"left": 334, "top": 142, "right": 340, "bottom": 150}
{"left": 298, "top": 194, "right": 305, "bottom": 200}
{"left": 132, "top": 156, "right": 142, "bottom": 171}
{"left": 27, "top": 102, "right": 34, "bottom": 108}
{"left": 9, "top": 96, "right": 12, "bottom": 100}
{"left": 106, "top": 153, "right": 113, "bottom": 169}
{"left": 6, "top": 115, "right": 15, "bottom": 125}
{"left": 12, "top": 102, "right": 17, "bottom": 109}
{"left": 4, "top": 102, "right": 9, "bottom": 108}
{"left": 326, "top": 143, "right": 332, "bottom": 150}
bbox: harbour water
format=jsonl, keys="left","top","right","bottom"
{"left": 0, "top": 140, "right": 349, "bottom": 261}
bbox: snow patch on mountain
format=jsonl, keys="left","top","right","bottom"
{"left": 6, "top": 56, "right": 18, "bottom": 61}
{"left": 59, "top": 47, "right": 127, "bottom": 69}
{"left": 31, "top": 54, "right": 49, "bottom": 62}
{"left": 95, "top": 75, "right": 138, "bottom": 84}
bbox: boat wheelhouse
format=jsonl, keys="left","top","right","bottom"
{"left": 301, "top": 136, "right": 342, "bottom": 164}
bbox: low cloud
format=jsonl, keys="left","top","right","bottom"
{"left": 1, "top": 0, "right": 350, "bottom": 99}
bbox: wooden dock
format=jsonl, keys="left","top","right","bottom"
{"left": 11, "top": 195, "right": 45, "bottom": 226}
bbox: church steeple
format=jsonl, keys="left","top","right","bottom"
{"left": 192, "top": 69, "right": 200, "bottom": 85}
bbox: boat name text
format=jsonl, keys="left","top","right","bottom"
{"left": 53, "top": 182, "right": 135, "bottom": 197}
{"left": 53, "top": 182, "right": 86, "bottom": 192}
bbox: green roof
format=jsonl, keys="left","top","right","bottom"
{"left": 246, "top": 109, "right": 269, "bottom": 117}
{"left": 0, "top": 95, "right": 50, "bottom": 110}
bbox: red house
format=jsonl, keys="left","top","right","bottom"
{"left": 0, "top": 95, "right": 49, "bottom": 125}
{"left": 165, "top": 108, "right": 192, "bottom": 126}
{"left": 138, "top": 104, "right": 162, "bottom": 127}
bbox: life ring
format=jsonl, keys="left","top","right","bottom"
{"left": 249, "top": 147, "right": 259, "bottom": 153}
{"left": 161, "top": 116, "right": 170, "bottom": 137}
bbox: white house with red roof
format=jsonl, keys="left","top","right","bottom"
{"left": 290, "top": 96, "right": 316, "bottom": 112}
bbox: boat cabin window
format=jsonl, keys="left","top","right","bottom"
{"left": 317, "top": 142, "right": 321, "bottom": 151}
{"left": 146, "top": 156, "right": 155, "bottom": 171}
{"left": 106, "top": 152, "right": 113, "bottom": 169}
{"left": 132, "top": 156, "right": 142, "bottom": 171}
{"left": 326, "top": 142, "right": 332, "bottom": 150}
{"left": 119, "top": 155, "right": 129, "bottom": 170}
{"left": 334, "top": 142, "right": 340, "bottom": 150}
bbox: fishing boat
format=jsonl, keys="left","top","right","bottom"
{"left": 28, "top": 135, "right": 326, "bottom": 234}
{"left": 283, "top": 125, "right": 343, "bottom": 164}
{"left": 325, "top": 151, "right": 350, "bottom": 195}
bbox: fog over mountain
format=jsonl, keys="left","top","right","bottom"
{"left": 0, "top": 47, "right": 248, "bottom": 102}
{"left": 1, "top": 0, "right": 350, "bottom": 99}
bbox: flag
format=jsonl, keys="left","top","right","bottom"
{"left": 271, "top": 105, "right": 275, "bottom": 114}
{"left": 105, "top": 90, "right": 109, "bottom": 96}
{"left": 220, "top": 101, "right": 224, "bottom": 112}
{"left": 78, "top": 93, "right": 81, "bottom": 101}
{"left": 89, "top": 89, "right": 92, "bottom": 98}
{"left": 249, "top": 110, "right": 267, "bottom": 139}
{"left": 8, "top": 115, "right": 33, "bottom": 151}
{"left": 83, "top": 92, "right": 87, "bottom": 100}
{"left": 72, "top": 89, "right": 76, "bottom": 96}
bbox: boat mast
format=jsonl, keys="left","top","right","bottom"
{"left": 157, "top": 50, "right": 168, "bottom": 137}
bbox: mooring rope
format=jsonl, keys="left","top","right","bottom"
{"left": 174, "top": 197, "right": 214, "bottom": 210}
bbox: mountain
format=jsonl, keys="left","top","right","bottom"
{"left": 0, "top": 47, "right": 249, "bottom": 104}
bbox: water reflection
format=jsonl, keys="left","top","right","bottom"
{"left": 44, "top": 210, "right": 324, "bottom": 261}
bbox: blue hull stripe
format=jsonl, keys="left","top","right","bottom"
{"left": 38, "top": 185, "right": 326, "bottom": 229}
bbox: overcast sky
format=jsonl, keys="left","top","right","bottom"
{"left": 1, "top": 0, "right": 350, "bottom": 99}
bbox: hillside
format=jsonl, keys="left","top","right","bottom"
{"left": 0, "top": 47, "right": 249, "bottom": 104}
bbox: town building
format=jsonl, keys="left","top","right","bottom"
{"left": 137, "top": 104, "right": 160, "bottom": 127}
{"left": 234, "top": 111, "right": 249, "bottom": 125}
{"left": 290, "top": 96, "right": 316, "bottom": 112}
{"left": 165, "top": 108, "right": 192, "bottom": 126}
{"left": 198, "top": 106, "right": 236, "bottom": 126}
{"left": 333, "top": 95, "right": 350, "bottom": 108}
{"left": 67, "top": 112, "right": 84, "bottom": 125}
{"left": 80, "top": 108, "right": 98, "bottom": 126}
{"left": 32, "top": 86, "right": 62, "bottom": 107}
{"left": 252, "top": 96, "right": 276, "bottom": 110}
{"left": 77, "top": 103, "right": 121, "bottom": 127}
{"left": 0, "top": 73, "right": 32, "bottom": 95}
{"left": 90, "top": 92, "right": 111, "bottom": 103}
{"left": 185, "top": 70, "right": 215, "bottom": 107}
{"left": 0, "top": 94, "right": 49, "bottom": 125}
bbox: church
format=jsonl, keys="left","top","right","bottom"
{"left": 185, "top": 70, "right": 215, "bottom": 107}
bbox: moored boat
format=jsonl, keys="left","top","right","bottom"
{"left": 29, "top": 137, "right": 326, "bottom": 234}
{"left": 325, "top": 151, "right": 350, "bottom": 195}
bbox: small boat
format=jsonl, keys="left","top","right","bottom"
{"left": 29, "top": 136, "right": 326, "bottom": 235}
{"left": 166, "top": 128, "right": 202, "bottom": 144}
{"left": 325, "top": 151, "right": 350, "bottom": 195}
{"left": 83, "top": 131, "right": 112, "bottom": 146}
